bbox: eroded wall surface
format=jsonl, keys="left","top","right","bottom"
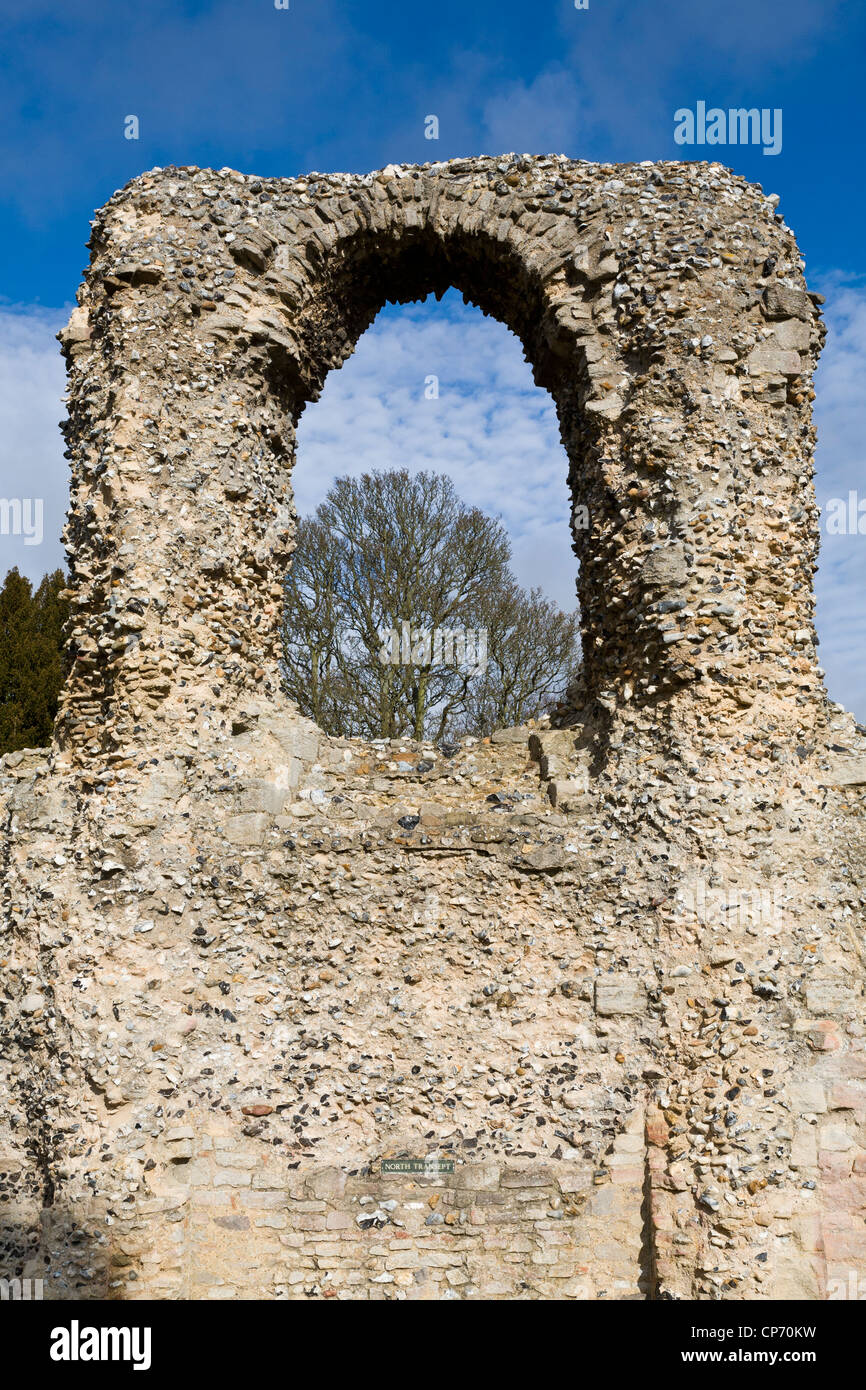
{"left": 1, "top": 155, "right": 865, "bottom": 1300}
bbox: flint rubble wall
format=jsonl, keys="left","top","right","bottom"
{"left": 1, "top": 155, "right": 864, "bottom": 1300}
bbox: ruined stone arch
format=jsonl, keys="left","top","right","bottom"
{"left": 2, "top": 158, "right": 864, "bottom": 1305}
{"left": 56, "top": 155, "right": 826, "bottom": 768}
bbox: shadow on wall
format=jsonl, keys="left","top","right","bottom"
{"left": 0, "top": 1212, "right": 108, "bottom": 1301}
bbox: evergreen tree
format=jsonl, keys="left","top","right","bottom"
{"left": 0, "top": 568, "right": 69, "bottom": 754}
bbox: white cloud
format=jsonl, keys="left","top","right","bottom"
{"left": 0, "top": 305, "right": 69, "bottom": 585}
{"left": 481, "top": 69, "right": 585, "bottom": 159}
{"left": 813, "top": 278, "right": 866, "bottom": 721}
{"left": 294, "top": 292, "right": 578, "bottom": 610}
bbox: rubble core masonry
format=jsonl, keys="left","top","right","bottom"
{"left": 1, "top": 155, "right": 864, "bottom": 1301}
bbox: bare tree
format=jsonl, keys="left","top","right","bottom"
{"left": 280, "top": 469, "right": 580, "bottom": 740}
{"left": 456, "top": 583, "right": 580, "bottom": 737}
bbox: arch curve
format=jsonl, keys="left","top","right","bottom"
{"left": 56, "top": 155, "right": 827, "bottom": 765}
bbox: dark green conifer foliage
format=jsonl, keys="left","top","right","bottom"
{"left": 0, "top": 568, "right": 69, "bottom": 754}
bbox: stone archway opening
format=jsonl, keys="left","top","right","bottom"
{"left": 283, "top": 283, "right": 579, "bottom": 746}
{"left": 255, "top": 216, "right": 619, "bottom": 762}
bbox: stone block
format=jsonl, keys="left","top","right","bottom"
{"left": 790, "top": 1127, "right": 818, "bottom": 1168}
{"left": 304, "top": 1168, "right": 347, "bottom": 1200}
{"left": 212, "top": 1168, "right": 253, "bottom": 1187}
{"left": 805, "top": 979, "right": 860, "bottom": 1018}
{"left": 790, "top": 1081, "right": 827, "bottom": 1114}
{"left": 595, "top": 976, "right": 644, "bottom": 1017}
{"left": 224, "top": 813, "right": 270, "bottom": 846}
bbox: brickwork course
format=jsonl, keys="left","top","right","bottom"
{"left": 1, "top": 154, "right": 865, "bottom": 1300}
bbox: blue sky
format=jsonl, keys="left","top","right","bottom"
{"left": 0, "top": 0, "right": 864, "bottom": 714}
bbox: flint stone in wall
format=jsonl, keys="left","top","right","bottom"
{"left": 2, "top": 748, "right": 45, "bottom": 769}
{"left": 10, "top": 789, "right": 66, "bottom": 829}
{"left": 207, "top": 311, "right": 246, "bottom": 341}
{"left": 585, "top": 392, "right": 625, "bottom": 419}
{"left": 518, "top": 845, "right": 572, "bottom": 873}
{"left": 540, "top": 753, "right": 566, "bottom": 779}
{"left": 770, "top": 1258, "right": 821, "bottom": 1301}
{"left": 790, "top": 1127, "right": 818, "bottom": 1168}
{"left": 790, "top": 1082, "right": 827, "bottom": 1114}
{"left": 572, "top": 243, "right": 618, "bottom": 283}
{"left": 219, "top": 464, "right": 251, "bottom": 500}
{"left": 267, "top": 717, "right": 321, "bottom": 765}
{"left": 137, "top": 768, "right": 185, "bottom": 808}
